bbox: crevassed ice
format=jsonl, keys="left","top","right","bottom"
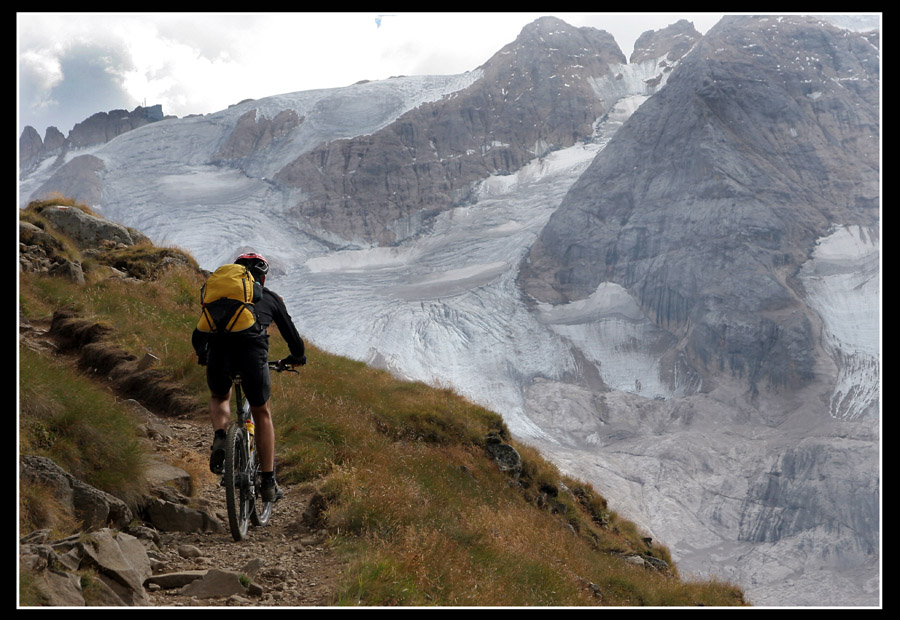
{"left": 799, "top": 225, "right": 880, "bottom": 420}
{"left": 536, "top": 282, "right": 679, "bottom": 399}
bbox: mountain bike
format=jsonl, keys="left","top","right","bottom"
{"left": 223, "top": 359, "right": 298, "bottom": 541}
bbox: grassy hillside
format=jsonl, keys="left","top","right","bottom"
{"left": 18, "top": 198, "right": 747, "bottom": 606}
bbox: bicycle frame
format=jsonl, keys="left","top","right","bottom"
{"left": 223, "top": 373, "right": 268, "bottom": 541}
{"left": 223, "top": 361, "right": 296, "bottom": 541}
{"left": 232, "top": 374, "right": 254, "bottom": 442}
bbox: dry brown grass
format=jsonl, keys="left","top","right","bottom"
{"left": 19, "top": 481, "right": 83, "bottom": 540}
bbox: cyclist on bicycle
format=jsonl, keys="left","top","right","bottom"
{"left": 192, "top": 252, "right": 306, "bottom": 502}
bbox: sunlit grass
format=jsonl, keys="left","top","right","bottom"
{"left": 19, "top": 346, "right": 149, "bottom": 512}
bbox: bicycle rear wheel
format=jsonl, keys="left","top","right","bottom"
{"left": 224, "top": 422, "right": 252, "bottom": 541}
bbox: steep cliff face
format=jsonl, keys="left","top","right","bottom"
{"left": 519, "top": 15, "right": 879, "bottom": 400}
{"left": 19, "top": 125, "right": 44, "bottom": 171}
{"left": 67, "top": 104, "right": 166, "bottom": 148}
{"left": 29, "top": 155, "right": 107, "bottom": 208}
{"left": 212, "top": 108, "right": 303, "bottom": 161}
{"left": 272, "top": 16, "right": 629, "bottom": 245}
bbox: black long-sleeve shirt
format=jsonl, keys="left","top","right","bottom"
{"left": 192, "top": 287, "right": 306, "bottom": 363}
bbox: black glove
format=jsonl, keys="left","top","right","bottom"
{"left": 281, "top": 354, "right": 306, "bottom": 367}
{"left": 197, "top": 352, "right": 208, "bottom": 366}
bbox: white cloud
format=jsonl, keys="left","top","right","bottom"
{"left": 18, "top": 49, "right": 63, "bottom": 115}
{"left": 19, "top": 12, "right": 731, "bottom": 136}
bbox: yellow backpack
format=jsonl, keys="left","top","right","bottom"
{"left": 197, "top": 264, "right": 263, "bottom": 333}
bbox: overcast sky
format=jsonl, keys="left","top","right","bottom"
{"left": 16, "top": 12, "right": 881, "bottom": 139}
{"left": 17, "top": 12, "right": 736, "bottom": 138}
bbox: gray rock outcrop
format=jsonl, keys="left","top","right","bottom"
{"left": 274, "top": 16, "right": 628, "bottom": 244}
{"left": 179, "top": 568, "right": 248, "bottom": 599}
{"left": 20, "top": 104, "right": 167, "bottom": 174}
{"left": 214, "top": 108, "right": 303, "bottom": 161}
{"left": 21, "top": 528, "right": 153, "bottom": 606}
{"left": 19, "top": 126, "right": 67, "bottom": 174}
{"left": 20, "top": 455, "right": 135, "bottom": 531}
{"left": 28, "top": 155, "right": 106, "bottom": 207}
{"left": 43, "top": 125, "right": 68, "bottom": 152}
{"left": 142, "top": 497, "right": 222, "bottom": 534}
{"left": 38, "top": 204, "right": 137, "bottom": 248}
{"left": 67, "top": 105, "right": 165, "bottom": 148}
{"left": 19, "top": 125, "right": 43, "bottom": 169}
{"left": 630, "top": 19, "right": 701, "bottom": 64}
{"left": 19, "top": 220, "right": 74, "bottom": 278}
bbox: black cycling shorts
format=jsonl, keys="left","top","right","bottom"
{"left": 206, "top": 341, "right": 271, "bottom": 407}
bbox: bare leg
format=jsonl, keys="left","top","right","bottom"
{"left": 209, "top": 390, "right": 232, "bottom": 432}
{"left": 250, "top": 402, "right": 275, "bottom": 473}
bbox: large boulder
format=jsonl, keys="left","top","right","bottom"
{"left": 142, "top": 497, "right": 222, "bottom": 534}
{"left": 19, "top": 455, "right": 134, "bottom": 530}
{"left": 75, "top": 529, "right": 153, "bottom": 605}
{"left": 39, "top": 204, "right": 136, "bottom": 248}
{"left": 22, "top": 528, "right": 154, "bottom": 606}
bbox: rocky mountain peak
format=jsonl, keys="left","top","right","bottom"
{"left": 19, "top": 126, "right": 43, "bottom": 169}
{"left": 519, "top": 14, "right": 571, "bottom": 36}
{"left": 43, "top": 126, "right": 67, "bottom": 151}
{"left": 271, "top": 17, "right": 629, "bottom": 245}
{"left": 630, "top": 19, "right": 701, "bottom": 64}
{"left": 483, "top": 15, "right": 625, "bottom": 74}
{"left": 19, "top": 105, "right": 169, "bottom": 175}
{"left": 67, "top": 104, "right": 166, "bottom": 148}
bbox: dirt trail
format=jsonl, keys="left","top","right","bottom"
{"left": 144, "top": 412, "right": 346, "bottom": 607}
{"left": 20, "top": 312, "right": 346, "bottom": 607}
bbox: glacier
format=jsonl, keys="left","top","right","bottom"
{"left": 20, "top": 50, "right": 879, "bottom": 606}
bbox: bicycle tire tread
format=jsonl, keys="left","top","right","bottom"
{"left": 224, "top": 422, "right": 250, "bottom": 541}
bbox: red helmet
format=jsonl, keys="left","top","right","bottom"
{"left": 235, "top": 252, "right": 269, "bottom": 281}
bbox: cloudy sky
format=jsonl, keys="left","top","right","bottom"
{"left": 17, "top": 12, "right": 735, "bottom": 138}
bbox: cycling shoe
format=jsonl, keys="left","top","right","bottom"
{"left": 209, "top": 434, "right": 227, "bottom": 474}
{"left": 261, "top": 479, "right": 284, "bottom": 503}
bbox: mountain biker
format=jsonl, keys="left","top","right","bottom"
{"left": 191, "top": 252, "right": 306, "bottom": 502}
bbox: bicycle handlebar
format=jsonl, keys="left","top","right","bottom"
{"left": 268, "top": 359, "right": 300, "bottom": 373}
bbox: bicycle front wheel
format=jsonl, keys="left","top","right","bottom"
{"left": 224, "top": 422, "right": 252, "bottom": 541}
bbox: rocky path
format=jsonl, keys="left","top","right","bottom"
{"left": 20, "top": 312, "right": 346, "bottom": 607}
{"left": 142, "top": 414, "right": 346, "bottom": 606}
